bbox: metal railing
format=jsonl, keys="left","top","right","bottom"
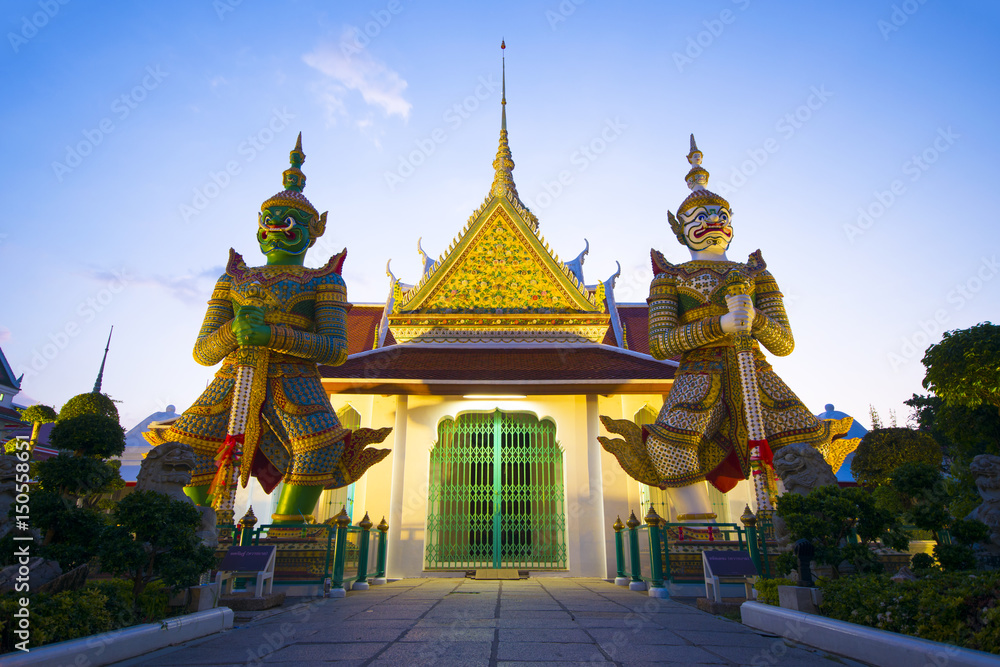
{"left": 218, "top": 510, "right": 390, "bottom": 592}
{"left": 612, "top": 504, "right": 774, "bottom": 588}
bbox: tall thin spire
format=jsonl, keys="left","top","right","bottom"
{"left": 491, "top": 39, "right": 518, "bottom": 199}
{"left": 93, "top": 326, "right": 113, "bottom": 394}
{"left": 501, "top": 39, "right": 507, "bottom": 131}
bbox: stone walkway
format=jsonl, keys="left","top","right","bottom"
{"left": 116, "top": 578, "right": 870, "bottom": 666}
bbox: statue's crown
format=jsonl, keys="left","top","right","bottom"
{"left": 677, "top": 134, "right": 729, "bottom": 213}
{"left": 259, "top": 133, "right": 327, "bottom": 243}
{"left": 668, "top": 135, "right": 731, "bottom": 244}
{"left": 260, "top": 133, "right": 320, "bottom": 220}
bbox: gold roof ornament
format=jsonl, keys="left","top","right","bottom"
{"left": 626, "top": 511, "right": 640, "bottom": 529}
{"left": 359, "top": 512, "right": 373, "bottom": 530}
{"left": 385, "top": 41, "right": 609, "bottom": 344}
{"left": 612, "top": 515, "right": 625, "bottom": 532}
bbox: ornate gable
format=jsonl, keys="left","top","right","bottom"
{"left": 387, "top": 57, "right": 609, "bottom": 344}
{"left": 388, "top": 196, "right": 609, "bottom": 344}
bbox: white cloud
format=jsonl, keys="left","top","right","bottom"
{"left": 303, "top": 28, "right": 411, "bottom": 124}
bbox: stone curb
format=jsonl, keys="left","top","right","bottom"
{"left": 0, "top": 607, "right": 234, "bottom": 667}
{"left": 740, "top": 601, "right": 998, "bottom": 667}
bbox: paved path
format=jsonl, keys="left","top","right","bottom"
{"left": 117, "top": 578, "right": 869, "bottom": 666}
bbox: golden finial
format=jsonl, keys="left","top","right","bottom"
{"left": 359, "top": 512, "right": 373, "bottom": 531}
{"left": 625, "top": 511, "right": 640, "bottom": 529}
{"left": 239, "top": 506, "right": 258, "bottom": 529}
{"left": 377, "top": 516, "right": 389, "bottom": 533}
{"left": 740, "top": 504, "right": 757, "bottom": 527}
{"left": 644, "top": 504, "right": 661, "bottom": 526}
{"left": 613, "top": 515, "right": 625, "bottom": 532}
{"left": 334, "top": 506, "right": 351, "bottom": 528}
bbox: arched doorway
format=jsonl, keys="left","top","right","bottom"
{"left": 425, "top": 410, "right": 567, "bottom": 570}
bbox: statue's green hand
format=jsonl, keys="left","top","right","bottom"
{"left": 232, "top": 305, "right": 271, "bottom": 347}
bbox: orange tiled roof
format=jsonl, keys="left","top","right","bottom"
{"left": 345, "top": 305, "right": 383, "bottom": 355}
{"left": 617, "top": 304, "right": 650, "bottom": 354}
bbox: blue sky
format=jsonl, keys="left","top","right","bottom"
{"left": 1, "top": 0, "right": 998, "bottom": 431}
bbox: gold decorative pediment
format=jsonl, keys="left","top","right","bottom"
{"left": 397, "top": 200, "right": 599, "bottom": 315}
{"left": 388, "top": 198, "right": 608, "bottom": 343}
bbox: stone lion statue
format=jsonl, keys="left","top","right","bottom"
{"left": 137, "top": 442, "right": 218, "bottom": 548}
{"left": 771, "top": 443, "right": 839, "bottom": 550}
{"left": 773, "top": 443, "right": 839, "bottom": 497}
{"left": 967, "top": 454, "right": 1000, "bottom": 554}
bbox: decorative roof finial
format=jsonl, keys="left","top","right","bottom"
{"left": 492, "top": 39, "right": 520, "bottom": 200}
{"left": 92, "top": 326, "right": 113, "bottom": 394}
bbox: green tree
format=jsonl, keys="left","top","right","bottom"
{"left": 851, "top": 427, "right": 941, "bottom": 487}
{"left": 922, "top": 322, "right": 1000, "bottom": 418}
{"left": 28, "top": 394, "right": 126, "bottom": 569}
{"left": 774, "top": 485, "right": 910, "bottom": 578}
{"left": 57, "top": 392, "right": 119, "bottom": 423}
{"left": 904, "top": 394, "right": 998, "bottom": 518}
{"left": 15, "top": 404, "right": 57, "bottom": 454}
{"left": 887, "top": 462, "right": 990, "bottom": 571}
{"left": 98, "top": 491, "right": 217, "bottom": 606}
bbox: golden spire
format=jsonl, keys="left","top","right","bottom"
{"left": 491, "top": 39, "right": 519, "bottom": 199}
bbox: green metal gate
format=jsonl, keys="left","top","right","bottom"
{"left": 425, "top": 410, "right": 567, "bottom": 570}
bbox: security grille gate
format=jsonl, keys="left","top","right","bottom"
{"left": 425, "top": 410, "right": 567, "bottom": 570}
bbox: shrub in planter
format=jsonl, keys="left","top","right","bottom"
{"left": 819, "top": 571, "right": 1000, "bottom": 654}
{"left": 0, "top": 588, "right": 113, "bottom": 653}
{"left": 751, "top": 577, "right": 794, "bottom": 606}
{"left": 0, "top": 580, "right": 173, "bottom": 654}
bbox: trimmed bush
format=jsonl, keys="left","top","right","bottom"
{"left": 819, "top": 571, "right": 1000, "bottom": 654}
{"left": 0, "top": 580, "right": 172, "bottom": 654}
{"left": 752, "top": 577, "right": 794, "bottom": 606}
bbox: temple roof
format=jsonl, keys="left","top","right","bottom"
{"left": 320, "top": 343, "right": 675, "bottom": 395}
{"left": 0, "top": 347, "right": 22, "bottom": 392}
{"left": 385, "top": 52, "right": 609, "bottom": 345}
